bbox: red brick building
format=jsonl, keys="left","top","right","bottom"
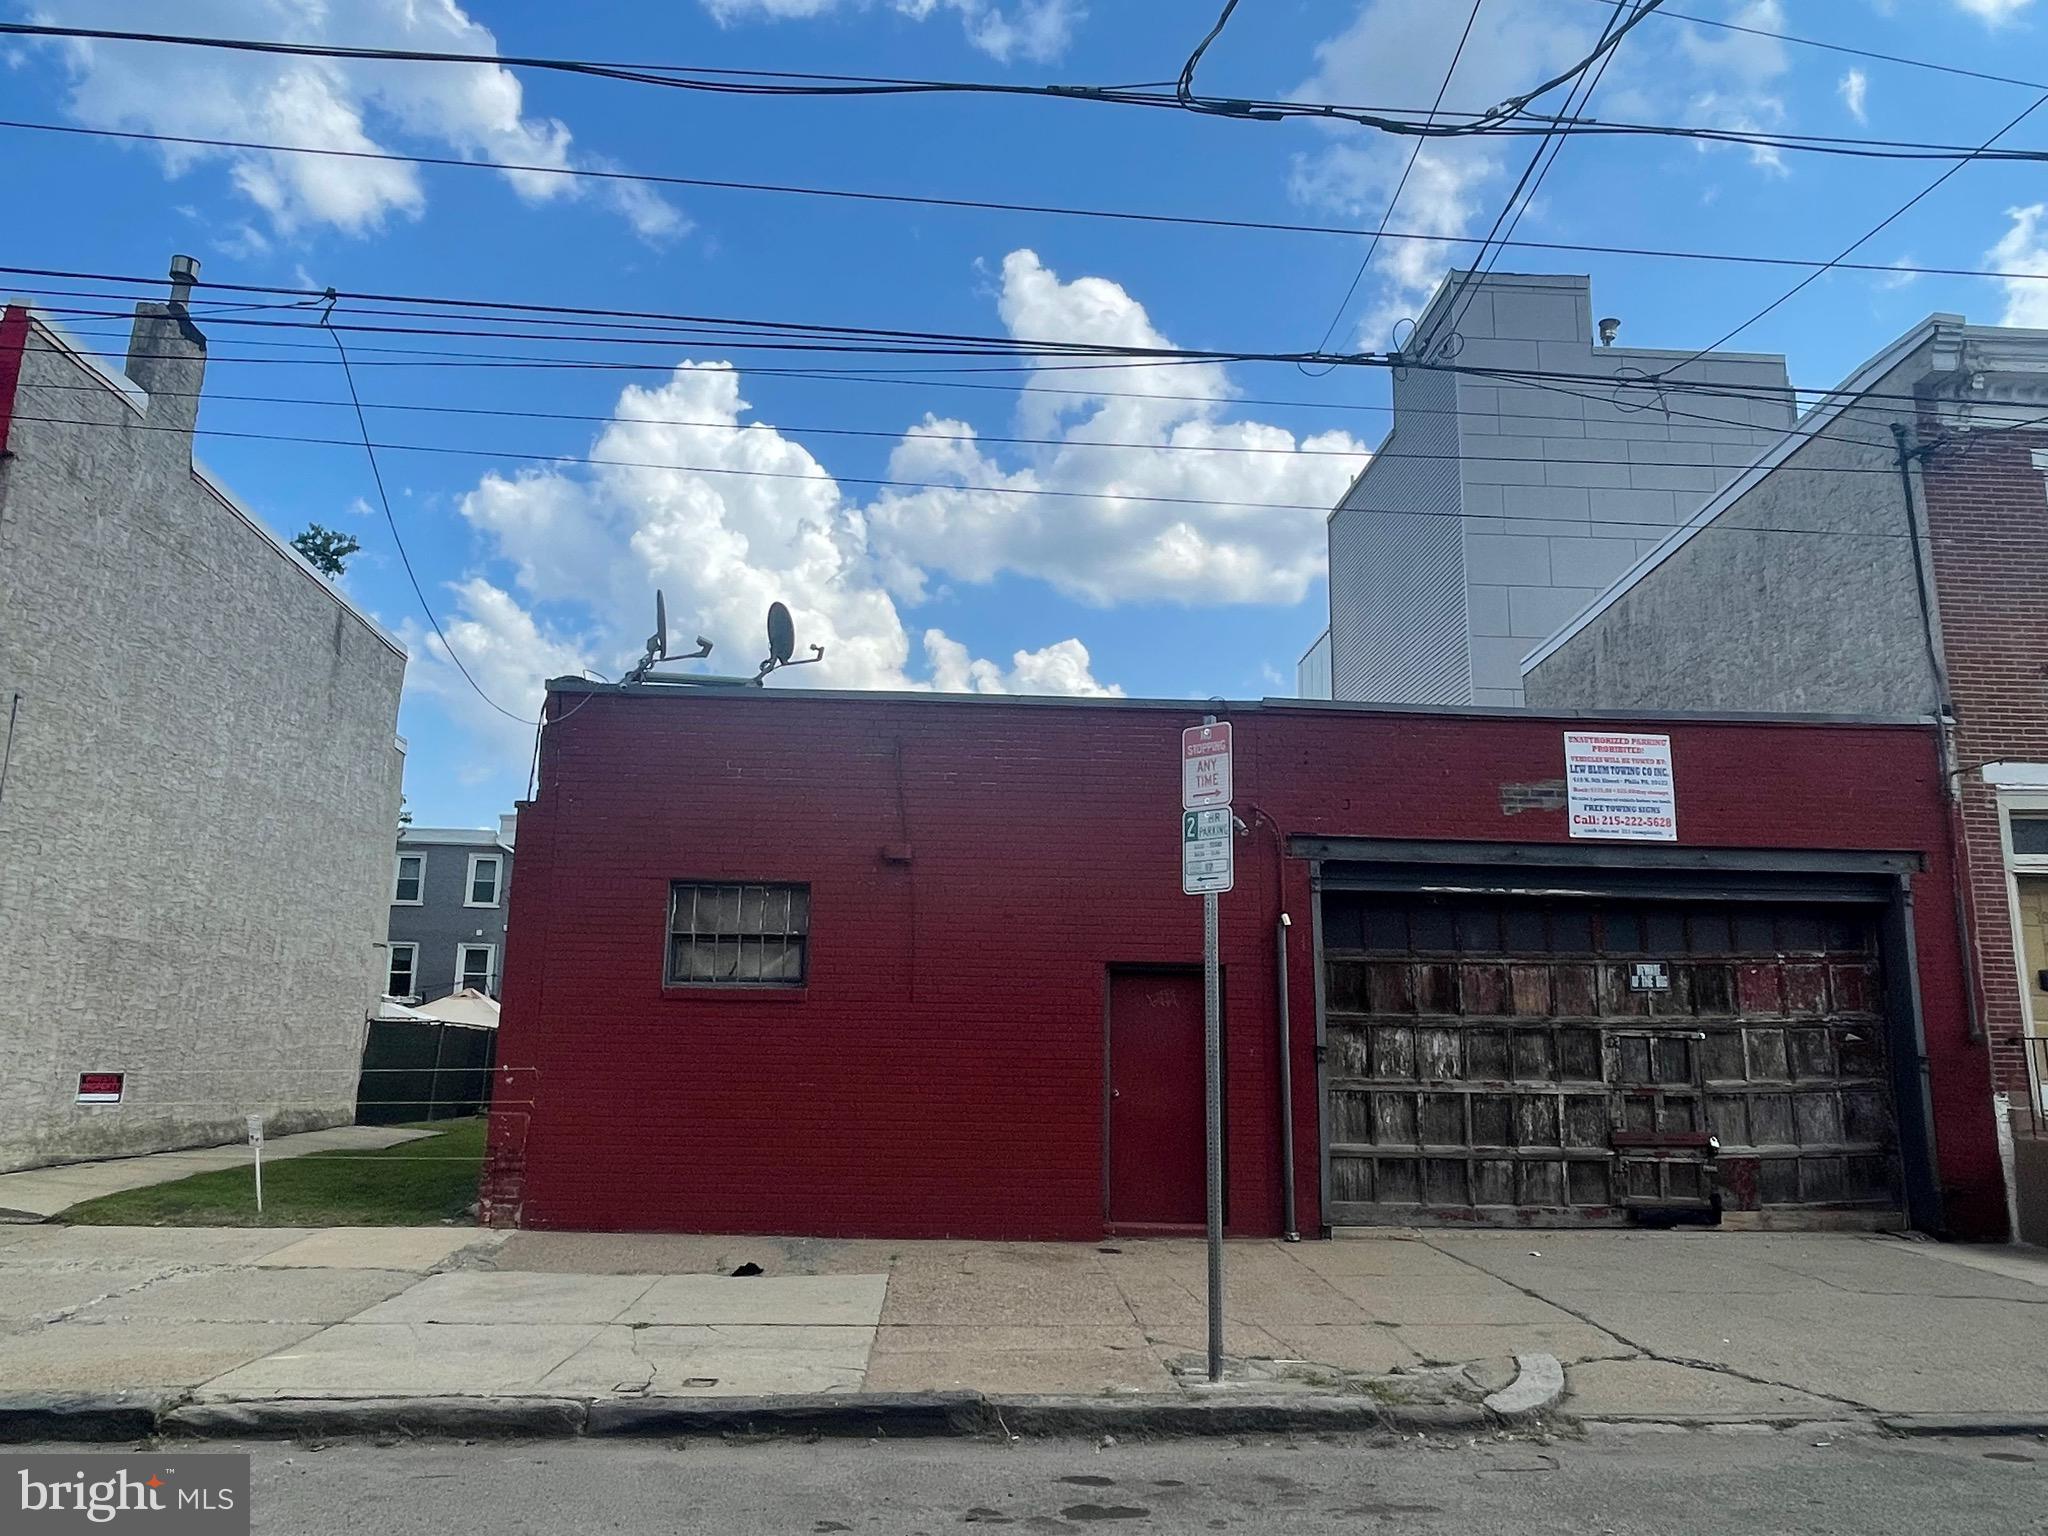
{"left": 481, "top": 686, "right": 2006, "bottom": 1241}
{"left": 1919, "top": 421, "right": 2048, "bottom": 1128}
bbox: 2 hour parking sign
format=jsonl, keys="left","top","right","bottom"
{"left": 1182, "top": 807, "right": 1233, "bottom": 894}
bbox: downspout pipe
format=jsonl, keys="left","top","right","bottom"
{"left": 1276, "top": 912, "right": 1299, "bottom": 1241}
{"left": 1892, "top": 420, "right": 1984, "bottom": 1047}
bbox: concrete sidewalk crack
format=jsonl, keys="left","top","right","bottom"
{"left": 1410, "top": 1237, "right": 1882, "bottom": 1416}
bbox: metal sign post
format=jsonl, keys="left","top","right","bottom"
{"left": 1182, "top": 718, "right": 1233, "bottom": 1384}
{"left": 246, "top": 1114, "right": 265, "bottom": 1215}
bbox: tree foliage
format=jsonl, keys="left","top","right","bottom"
{"left": 293, "top": 523, "right": 362, "bottom": 578}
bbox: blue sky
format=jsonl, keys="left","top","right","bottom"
{"left": 7, "top": 0, "right": 2047, "bottom": 826}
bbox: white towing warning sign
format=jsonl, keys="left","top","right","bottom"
{"left": 1564, "top": 731, "right": 1677, "bottom": 842}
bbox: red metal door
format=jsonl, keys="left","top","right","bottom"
{"left": 1107, "top": 969, "right": 1207, "bottom": 1227}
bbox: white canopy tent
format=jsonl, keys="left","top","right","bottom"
{"left": 373, "top": 989, "right": 499, "bottom": 1029}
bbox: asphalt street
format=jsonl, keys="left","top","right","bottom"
{"left": 25, "top": 1430, "right": 2046, "bottom": 1535}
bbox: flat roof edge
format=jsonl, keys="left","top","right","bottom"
{"left": 542, "top": 677, "right": 1937, "bottom": 730}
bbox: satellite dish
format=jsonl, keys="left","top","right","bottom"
{"left": 626, "top": 587, "right": 711, "bottom": 681}
{"left": 767, "top": 601, "right": 796, "bottom": 665}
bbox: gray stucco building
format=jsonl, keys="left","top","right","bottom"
{"left": 388, "top": 817, "right": 516, "bottom": 1004}
{"left": 1314, "top": 272, "right": 1795, "bottom": 705}
{"left": 0, "top": 260, "right": 407, "bottom": 1173}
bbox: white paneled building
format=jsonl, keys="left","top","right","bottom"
{"left": 1315, "top": 272, "right": 1796, "bottom": 705}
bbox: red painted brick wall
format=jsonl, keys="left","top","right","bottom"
{"left": 0, "top": 305, "right": 29, "bottom": 457}
{"left": 481, "top": 693, "right": 2004, "bottom": 1240}
{"left": 1921, "top": 428, "right": 2048, "bottom": 1105}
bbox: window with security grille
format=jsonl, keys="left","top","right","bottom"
{"left": 667, "top": 882, "right": 810, "bottom": 987}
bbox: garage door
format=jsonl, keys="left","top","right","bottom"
{"left": 1320, "top": 892, "right": 1900, "bottom": 1227}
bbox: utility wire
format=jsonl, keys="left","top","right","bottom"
{"left": 319, "top": 300, "right": 534, "bottom": 726}
{"left": 10, "top": 264, "right": 2015, "bottom": 414}
{"left": 2, "top": 143, "right": 2043, "bottom": 285}
{"left": 1608, "top": 0, "right": 2048, "bottom": 96}
{"left": 2, "top": 412, "right": 1961, "bottom": 533}
{"left": 1306, "top": 0, "right": 1486, "bottom": 363}
{"left": 21, "top": 367, "right": 1932, "bottom": 459}
{"left": 1421, "top": 1, "right": 1637, "bottom": 355}
{"left": 7, "top": 20, "right": 2048, "bottom": 161}
{"left": 1176, "top": 0, "right": 1245, "bottom": 106}
{"left": 1662, "top": 88, "right": 2048, "bottom": 375}
{"left": 44, "top": 321, "right": 1962, "bottom": 431}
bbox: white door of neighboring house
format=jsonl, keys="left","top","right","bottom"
{"left": 1999, "top": 794, "right": 2048, "bottom": 1117}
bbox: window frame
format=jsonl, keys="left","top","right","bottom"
{"left": 385, "top": 942, "right": 419, "bottom": 1001}
{"left": 664, "top": 880, "right": 811, "bottom": 991}
{"left": 457, "top": 942, "right": 497, "bottom": 996}
{"left": 2006, "top": 804, "right": 2048, "bottom": 872}
{"left": 393, "top": 853, "right": 425, "bottom": 906}
{"left": 465, "top": 852, "right": 503, "bottom": 909}
{"left": 1999, "top": 794, "right": 2048, "bottom": 1058}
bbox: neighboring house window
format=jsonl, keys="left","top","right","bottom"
{"left": 667, "top": 882, "right": 809, "bottom": 987}
{"left": 2011, "top": 813, "right": 2048, "bottom": 865}
{"left": 386, "top": 943, "right": 418, "bottom": 1000}
{"left": 458, "top": 943, "right": 496, "bottom": 995}
{"left": 394, "top": 854, "right": 424, "bottom": 905}
{"left": 466, "top": 853, "right": 503, "bottom": 908}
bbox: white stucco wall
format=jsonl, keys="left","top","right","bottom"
{"left": 0, "top": 302, "right": 407, "bottom": 1172}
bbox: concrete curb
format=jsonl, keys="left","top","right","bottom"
{"left": 1879, "top": 1414, "right": 2048, "bottom": 1438}
{"left": 987, "top": 1394, "right": 1476, "bottom": 1439}
{"left": 0, "top": 1394, "right": 174, "bottom": 1443}
{"left": 162, "top": 1398, "right": 587, "bottom": 1441}
{"left": 1483, "top": 1353, "right": 1566, "bottom": 1422}
{"left": 589, "top": 1392, "right": 990, "bottom": 1439}
{"left": 0, "top": 1356, "right": 1573, "bottom": 1445}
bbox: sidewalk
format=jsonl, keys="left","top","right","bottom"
{"left": 3, "top": 1223, "right": 2046, "bottom": 1432}
{"left": 0, "top": 1127, "right": 432, "bottom": 1221}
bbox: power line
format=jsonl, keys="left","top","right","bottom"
{"left": 2, "top": 411, "right": 1960, "bottom": 533}
{"left": 1176, "top": 0, "right": 1244, "bottom": 107}
{"left": 319, "top": 303, "right": 534, "bottom": 727}
{"left": 15, "top": 266, "right": 2002, "bottom": 435}
{"left": 38, "top": 319, "right": 1952, "bottom": 441}
{"left": 2, "top": 137, "right": 2043, "bottom": 288}
{"left": 8, "top": 20, "right": 2048, "bottom": 163}
{"left": 25, "top": 362, "right": 1932, "bottom": 461}
{"left": 1422, "top": 0, "right": 1642, "bottom": 355}
{"left": 0, "top": 264, "right": 1993, "bottom": 413}
{"left": 1663, "top": 87, "right": 2048, "bottom": 374}
{"left": 1306, "top": 0, "right": 1487, "bottom": 361}
{"left": 1614, "top": 0, "right": 2048, "bottom": 96}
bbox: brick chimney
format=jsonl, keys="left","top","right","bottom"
{"left": 125, "top": 254, "right": 207, "bottom": 450}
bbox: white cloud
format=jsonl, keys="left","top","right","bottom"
{"left": 31, "top": 0, "right": 684, "bottom": 238}
{"left": 1988, "top": 205, "right": 2048, "bottom": 327}
{"left": 1871, "top": 254, "right": 1918, "bottom": 292}
{"left": 1838, "top": 67, "right": 1868, "bottom": 123}
{"left": 1952, "top": 0, "right": 2035, "bottom": 21}
{"left": 1284, "top": 0, "right": 1601, "bottom": 346}
{"left": 865, "top": 250, "right": 1370, "bottom": 606}
{"left": 422, "top": 355, "right": 1118, "bottom": 767}
{"left": 923, "top": 631, "right": 1120, "bottom": 695}
{"left": 700, "top": 0, "right": 1079, "bottom": 61}
{"left": 1677, "top": 0, "right": 1791, "bottom": 176}
{"left": 413, "top": 249, "right": 1363, "bottom": 776}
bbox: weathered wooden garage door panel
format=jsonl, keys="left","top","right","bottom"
{"left": 1322, "top": 894, "right": 1900, "bottom": 1227}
